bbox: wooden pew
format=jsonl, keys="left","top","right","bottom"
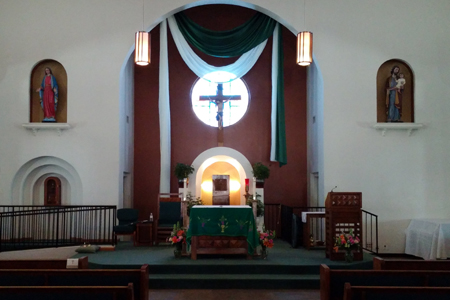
{"left": 320, "top": 264, "right": 450, "bottom": 300}
{"left": 373, "top": 256, "right": 450, "bottom": 270}
{"left": 343, "top": 282, "right": 450, "bottom": 300}
{"left": 0, "top": 256, "right": 89, "bottom": 269}
{"left": 0, "top": 264, "right": 148, "bottom": 300}
{"left": 0, "top": 283, "right": 134, "bottom": 300}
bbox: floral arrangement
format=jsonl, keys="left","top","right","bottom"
{"left": 258, "top": 225, "right": 276, "bottom": 250}
{"left": 333, "top": 228, "right": 360, "bottom": 252}
{"left": 168, "top": 221, "right": 186, "bottom": 246}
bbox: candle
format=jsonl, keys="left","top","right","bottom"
{"left": 252, "top": 177, "right": 256, "bottom": 200}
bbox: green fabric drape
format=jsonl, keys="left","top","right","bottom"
{"left": 275, "top": 25, "right": 287, "bottom": 166}
{"left": 174, "top": 12, "right": 276, "bottom": 58}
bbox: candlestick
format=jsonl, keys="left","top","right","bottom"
{"left": 252, "top": 177, "right": 256, "bottom": 200}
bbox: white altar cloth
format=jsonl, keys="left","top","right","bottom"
{"left": 405, "top": 218, "right": 450, "bottom": 260}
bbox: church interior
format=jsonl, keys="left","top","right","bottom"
{"left": 1, "top": 0, "right": 450, "bottom": 298}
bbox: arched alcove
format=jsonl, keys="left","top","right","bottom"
{"left": 190, "top": 147, "right": 253, "bottom": 205}
{"left": 11, "top": 156, "right": 82, "bottom": 205}
{"left": 120, "top": 1, "right": 325, "bottom": 215}
{"left": 376, "top": 59, "right": 415, "bottom": 123}
{"left": 30, "top": 59, "right": 68, "bottom": 123}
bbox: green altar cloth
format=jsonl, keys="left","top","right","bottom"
{"left": 187, "top": 205, "right": 260, "bottom": 255}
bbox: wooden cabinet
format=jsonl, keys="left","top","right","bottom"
{"left": 136, "top": 222, "right": 153, "bottom": 246}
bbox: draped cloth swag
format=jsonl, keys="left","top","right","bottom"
{"left": 159, "top": 12, "right": 287, "bottom": 186}
{"left": 159, "top": 20, "right": 171, "bottom": 193}
{"left": 167, "top": 16, "right": 267, "bottom": 82}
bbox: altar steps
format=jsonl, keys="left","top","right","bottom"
{"left": 149, "top": 273, "right": 319, "bottom": 289}
{"left": 148, "top": 264, "right": 320, "bottom": 289}
{"left": 79, "top": 240, "right": 374, "bottom": 290}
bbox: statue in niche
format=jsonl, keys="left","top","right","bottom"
{"left": 36, "top": 67, "right": 58, "bottom": 122}
{"left": 30, "top": 60, "right": 67, "bottom": 123}
{"left": 386, "top": 65, "right": 405, "bottom": 122}
{"left": 377, "top": 60, "right": 414, "bottom": 123}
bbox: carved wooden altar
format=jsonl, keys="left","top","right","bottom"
{"left": 325, "top": 192, "right": 363, "bottom": 261}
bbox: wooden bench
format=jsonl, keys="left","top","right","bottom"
{"left": 0, "top": 256, "right": 89, "bottom": 269}
{"left": 0, "top": 283, "right": 134, "bottom": 300}
{"left": 0, "top": 264, "right": 148, "bottom": 300}
{"left": 373, "top": 256, "right": 450, "bottom": 270}
{"left": 320, "top": 264, "right": 450, "bottom": 300}
{"left": 343, "top": 283, "right": 450, "bottom": 300}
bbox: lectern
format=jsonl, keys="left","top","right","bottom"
{"left": 325, "top": 192, "right": 363, "bottom": 261}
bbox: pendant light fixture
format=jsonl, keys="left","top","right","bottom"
{"left": 135, "top": 0, "right": 150, "bottom": 66}
{"left": 296, "top": 0, "right": 313, "bottom": 66}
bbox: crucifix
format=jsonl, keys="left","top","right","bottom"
{"left": 199, "top": 83, "right": 241, "bottom": 146}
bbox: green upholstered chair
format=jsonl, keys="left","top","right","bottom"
{"left": 113, "top": 208, "right": 139, "bottom": 246}
{"left": 156, "top": 193, "right": 182, "bottom": 244}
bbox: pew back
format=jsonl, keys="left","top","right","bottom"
{"left": 0, "top": 265, "right": 148, "bottom": 300}
{"left": 343, "top": 283, "right": 450, "bottom": 300}
{"left": 0, "top": 256, "right": 89, "bottom": 269}
{"left": 320, "top": 264, "right": 450, "bottom": 300}
{"left": 0, "top": 283, "right": 134, "bottom": 300}
{"left": 373, "top": 257, "right": 450, "bottom": 270}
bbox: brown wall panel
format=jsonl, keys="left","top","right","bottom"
{"left": 134, "top": 5, "right": 307, "bottom": 219}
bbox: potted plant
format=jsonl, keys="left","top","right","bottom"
{"left": 252, "top": 162, "right": 270, "bottom": 188}
{"left": 185, "top": 192, "right": 203, "bottom": 216}
{"left": 174, "top": 163, "right": 195, "bottom": 187}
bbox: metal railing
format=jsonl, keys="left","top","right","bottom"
{"left": 263, "top": 203, "right": 378, "bottom": 254}
{"left": 0, "top": 206, "right": 116, "bottom": 252}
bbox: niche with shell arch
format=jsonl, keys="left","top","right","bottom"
{"left": 376, "top": 59, "right": 414, "bottom": 123}
{"left": 30, "top": 59, "right": 68, "bottom": 123}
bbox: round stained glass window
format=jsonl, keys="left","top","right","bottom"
{"left": 191, "top": 71, "right": 249, "bottom": 127}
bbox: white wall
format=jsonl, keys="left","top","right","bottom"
{"left": 1, "top": 0, "right": 450, "bottom": 253}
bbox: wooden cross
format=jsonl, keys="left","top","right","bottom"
{"left": 199, "top": 83, "right": 241, "bottom": 146}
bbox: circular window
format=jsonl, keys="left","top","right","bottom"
{"left": 191, "top": 71, "right": 249, "bottom": 128}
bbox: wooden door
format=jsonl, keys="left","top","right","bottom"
{"left": 44, "top": 177, "right": 61, "bottom": 206}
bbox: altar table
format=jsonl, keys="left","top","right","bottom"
{"left": 405, "top": 219, "right": 450, "bottom": 260}
{"left": 187, "top": 206, "right": 260, "bottom": 259}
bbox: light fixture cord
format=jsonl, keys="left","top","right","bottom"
{"left": 142, "top": 0, "right": 145, "bottom": 31}
{"left": 304, "top": 0, "right": 306, "bottom": 29}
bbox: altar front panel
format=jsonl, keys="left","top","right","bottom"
{"left": 187, "top": 206, "right": 259, "bottom": 254}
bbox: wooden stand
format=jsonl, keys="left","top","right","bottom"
{"left": 303, "top": 212, "right": 326, "bottom": 250}
{"left": 325, "top": 192, "right": 363, "bottom": 261}
{"left": 136, "top": 222, "right": 153, "bottom": 246}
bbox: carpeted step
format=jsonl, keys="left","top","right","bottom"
{"left": 148, "top": 273, "right": 320, "bottom": 289}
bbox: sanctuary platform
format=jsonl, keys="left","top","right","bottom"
{"left": 73, "top": 239, "right": 374, "bottom": 289}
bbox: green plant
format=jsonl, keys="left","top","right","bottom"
{"left": 252, "top": 162, "right": 270, "bottom": 180}
{"left": 185, "top": 192, "right": 203, "bottom": 216}
{"left": 245, "top": 193, "right": 264, "bottom": 217}
{"left": 174, "top": 163, "right": 195, "bottom": 180}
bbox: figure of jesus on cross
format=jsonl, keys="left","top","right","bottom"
{"left": 199, "top": 83, "right": 241, "bottom": 146}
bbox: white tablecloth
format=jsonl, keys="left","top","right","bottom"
{"left": 301, "top": 211, "right": 325, "bottom": 223}
{"left": 405, "top": 219, "right": 450, "bottom": 260}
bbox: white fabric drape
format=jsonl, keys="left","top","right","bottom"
{"left": 160, "top": 16, "right": 281, "bottom": 172}
{"left": 270, "top": 23, "right": 279, "bottom": 161}
{"left": 167, "top": 16, "right": 267, "bottom": 83}
{"left": 159, "top": 20, "right": 171, "bottom": 193}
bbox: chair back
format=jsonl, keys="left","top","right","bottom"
{"left": 158, "top": 194, "right": 182, "bottom": 226}
{"left": 117, "top": 208, "right": 139, "bottom": 225}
